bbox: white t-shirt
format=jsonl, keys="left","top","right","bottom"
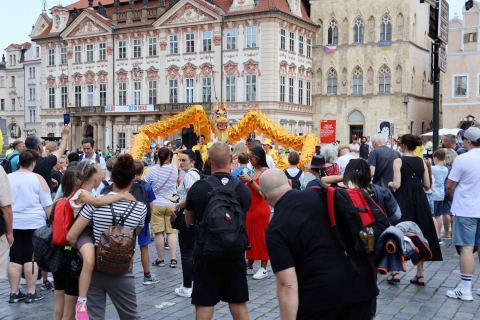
{"left": 284, "top": 168, "right": 305, "bottom": 186}
{"left": 178, "top": 169, "right": 200, "bottom": 201}
{"left": 449, "top": 148, "right": 480, "bottom": 217}
{"left": 144, "top": 164, "right": 179, "bottom": 207}
{"left": 336, "top": 153, "right": 357, "bottom": 176}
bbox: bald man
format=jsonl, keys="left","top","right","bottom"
{"left": 262, "top": 169, "right": 378, "bottom": 320}
{"left": 185, "top": 142, "right": 252, "bottom": 320}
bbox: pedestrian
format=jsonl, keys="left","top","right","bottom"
{"left": 441, "top": 149, "right": 458, "bottom": 239}
{"left": 231, "top": 142, "right": 248, "bottom": 172}
{"left": 443, "top": 134, "right": 466, "bottom": 155}
{"left": 3, "top": 140, "right": 24, "bottom": 173}
{"left": 238, "top": 146, "right": 271, "bottom": 279}
{"left": 250, "top": 140, "right": 275, "bottom": 169}
{"left": 320, "top": 144, "right": 340, "bottom": 176}
{"left": 360, "top": 136, "right": 370, "bottom": 159}
{"left": 66, "top": 155, "right": 147, "bottom": 320}
{"left": 144, "top": 147, "right": 179, "bottom": 268}
{"left": 262, "top": 169, "right": 378, "bottom": 320}
{"left": 262, "top": 139, "right": 282, "bottom": 164}
{"left": 97, "top": 157, "right": 116, "bottom": 195}
{"left": 0, "top": 166, "right": 14, "bottom": 280}
{"left": 305, "top": 155, "right": 332, "bottom": 189}
{"left": 388, "top": 134, "right": 442, "bottom": 286}
{"left": 51, "top": 156, "right": 65, "bottom": 196}
{"left": 349, "top": 137, "right": 360, "bottom": 158}
{"left": 231, "top": 152, "right": 252, "bottom": 180}
{"left": 423, "top": 158, "right": 435, "bottom": 215}
{"left": 80, "top": 137, "right": 107, "bottom": 181}
{"left": 67, "top": 152, "right": 80, "bottom": 164}
{"left": 431, "top": 149, "right": 449, "bottom": 239}
{"left": 185, "top": 142, "right": 251, "bottom": 320}
{"left": 202, "top": 142, "right": 214, "bottom": 176}
{"left": 283, "top": 151, "right": 304, "bottom": 190}
{"left": 7, "top": 149, "right": 53, "bottom": 303}
{"left": 445, "top": 127, "right": 480, "bottom": 300}
{"left": 335, "top": 144, "right": 356, "bottom": 176}
{"left": 246, "top": 136, "right": 252, "bottom": 152}
{"left": 170, "top": 149, "right": 203, "bottom": 297}
{"left": 42, "top": 142, "right": 58, "bottom": 158}
{"left": 368, "top": 133, "right": 401, "bottom": 188}
{"left": 5, "top": 143, "right": 14, "bottom": 157}
{"left": 367, "top": 136, "right": 373, "bottom": 151}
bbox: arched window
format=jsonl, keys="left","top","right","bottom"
{"left": 353, "top": 17, "right": 364, "bottom": 43}
{"left": 353, "top": 67, "right": 363, "bottom": 94}
{"left": 327, "top": 69, "right": 337, "bottom": 94}
{"left": 328, "top": 20, "right": 338, "bottom": 45}
{"left": 56, "top": 16, "right": 60, "bottom": 26}
{"left": 379, "top": 66, "right": 391, "bottom": 93}
{"left": 380, "top": 15, "right": 392, "bottom": 41}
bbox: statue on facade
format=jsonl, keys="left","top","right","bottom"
{"left": 129, "top": 0, "right": 134, "bottom": 10}
{"left": 143, "top": 0, "right": 148, "bottom": 8}
{"left": 114, "top": 0, "right": 120, "bottom": 12}
{"left": 88, "top": 0, "right": 93, "bottom": 8}
{"left": 98, "top": 2, "right": 108, "bottom": 18}
{"left": 158, "top": 0, "right": 165, "bottom": 7}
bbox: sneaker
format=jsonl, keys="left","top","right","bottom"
{"left": 143, "top": 273, "right": 160, "bottom": 285}
{"left": 476, "top": 288, "right": 480, "bottom": 296}
{"left": 438, "top": 238, "right": 444, "bottom": 244}
{"left": 75, "top": 301, "right": 89, "bottom": 320}
{"left": 252, "top": 267, "right": 269, "bottom": 280}
{"left": 446, "top": 287, "right": 473, "bottom": 301}
{"left": 246, "top": 266, "right": 254, "bottom": 275}
{"left": 9, "top": 291, "right": 26, "bottom": 303}
{"left": 175, "top": 286, "right": 192, "bottom": 298}
{"left": 25, "top": 291, "right": 44, "bottom": 303}
{"left": 41, "top": 281, "right": 54, "bottom": 290}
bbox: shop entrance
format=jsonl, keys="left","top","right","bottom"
{"left": 349, "top": 125, "right": 363, "bottom": 143}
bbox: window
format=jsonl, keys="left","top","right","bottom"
{"left": 133, "top": 82, "right": 141, "bottom": 104}
{"left": 87, "top": 84, "right": 94, "bottom": 106}
{"left": 48, "top": 88, "right": 55, "bottom": 108}
{"left": 75, "top": 85, "right": 82, "bottom": 107}
{"left": 133, "top": 39, "right": 141, "bottom": 58}
{"left": 280, "top": 29, "right": 286, "bottom": 50}
{"left": 74, "top": 45, "right": 81, "bottom": 63}
{"left": 380, "top": 15, "right": 392, "bottom": 41}
{"left": 307, "top": 38, "right": 312, "bottom": 57}
{"left": 11, "top": 76, "right": 15, "bottom": 87}
{"left": 11, "top": 99, "right": 15, "bottom": 111}
{"left": 203, "top": 32, "right": 212, "bottom": 51}
{"left": 185, "top": 78, "right": 194, "bottom": 103}
{"left": 246, "top": 75, "right": 257, "bottom": 101}
{"left": 30, "top": 109, "right": 36, "bottom": 122}
{"left": 61, "top": 47, "right": 67, "bottom": 64}
{"left": 306, "top": 81, "right": 311, "bottom": 106}
{"left": 36, "top": 47, "right": 40, "bottom": 57}
{"left": 118, "top": 40, "right": 126, "bottom": 59}
{"left": 0, "top": 77, "right": 4, "bottom": 87}
{"left": 465, "top": 33, "right": 478, "bottom": 43}
{"left": 0, "top": 99, "right": 4, "bottom": 111}
{"left": 186, "top": 33, "right": 195, "bottom": 53}
{"left": 202, "top": 78, "right": 212, "bottom": 102}
{"left": 29, "top": 88, "right": 36, "bottom": 100}
{"left": 148, "top": 38, "right": 157, "bottom": 56}
{"left": 226, "top": 76, "right": 235, "bottom": 102}
{"left": 454, "top": 76, "right": 467, "bottom": 97}
{"left": 289, "top": 78, "right": 294, "bottom": 103}
{"left": 148, "top": 80, "right": 157, "bottom": 104}
{"left": 86, "top": 44, "right": 93, "bottom": 62}
{"left": 299, "top": 35, "right": 304, "bottom": 55}
{"left": 99, "top": 43, "right": 106, "bottom": 60}
{"left": 353, "top": 17, "right": 364, "bottom": 43}
{"left": 56, "top": 16, "right": 60, "bottom": 26}
{"left": 169, "top": 35, "right": 178, "bottom": 54}
{"left": 99, "top": 83, "right": 106, "bottom": 106}
{"left": 226, "top": 29, "right": 236, "bottom": 50}
{"left": 289, "top": 32, "right": 295, "bottom": 52}
{"left": 29, "top": 67, "right": 35, "bottom": 78}
{"left": 328, "top": 20, "right": 338, "bottom": 45}
{"left": 48, "top": 49, "right": 55, "bottom": 65}
{"left": 327, "top": 69, "right": 337, "bottom": 94}
{"left": 299, "top": 80, "right": 303, "bottom": 104}
{"left": 169, "top": 79, "right": 178, "bottom": 103}
{"left": 379, "top": 66, "right": 391, "bottom": 93}
{"left": 119, "top": 83, "right": 126, "bottom": 105}
{"left": 280, "top": 76, "right": 286, "bottom": 102}
{"left": 247, "top": 27, "right": 257, "bottom": 48}
{"left": 61, "top": 87, "right": 68, "bottom": 108}
{"left": 118, "top": 132, "right": 125, "bottom": 149}
{"left": 353, "top": 67, "right": 363, "bottom": 94}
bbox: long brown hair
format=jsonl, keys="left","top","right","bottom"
{"left": 423, "top": 158, "right": 433, "bottom": 191}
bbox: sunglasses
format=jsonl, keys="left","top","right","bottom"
{"left": 179, "top": 158, "right": 191, "bottom": 162}
{"left": 248, "top": 155, "right": 258, "bottom": 160}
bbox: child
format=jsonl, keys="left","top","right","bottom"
{"left": 68, "top": 161, "right": 135, "bottom": 320}
{"left": 423, "top": 158, "right": 435, "bottom": 215}
{"left": 431, "top": 149, "right": 448, "bottom": 240}
{"left": 284, "top": 151, "right": 305, "bottom": 190}
{"left": 232, "top": 152, "right": 251, "bottom": 180}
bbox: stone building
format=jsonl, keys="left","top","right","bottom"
{"left": 441, "top": 5, "right": 480, "bottom": 130}
{"left": 32, "top": 0, "right": 316, "bottom": 152}
{"left": 310, "top": 0, "right": 434, "bottom": 143}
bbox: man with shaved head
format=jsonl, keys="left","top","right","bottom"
{"left": 185, "top": 141, "right": 252, "bottom": 320}
{"left": 262, "top": 169, "right": 378, "bottom": 320}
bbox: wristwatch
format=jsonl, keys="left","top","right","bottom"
{"left": 249, "top": 179, "right": 254, "bottom": 184}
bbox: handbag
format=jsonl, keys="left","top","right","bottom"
{"left": 171, "top": 208, "right": 184, "bottom": 230}
{"left": 32, "top": 217, "right": 67, "bottom": 273}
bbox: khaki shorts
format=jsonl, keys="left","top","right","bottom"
{"left": 151, "top": 206, "right": 177, "bottom": 234}
{"left": 0, "top": 234, "right": 10, "bottom": 278}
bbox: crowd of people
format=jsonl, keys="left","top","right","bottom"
{"left": 0, "top": 124, "right": 479, "bottom": 320}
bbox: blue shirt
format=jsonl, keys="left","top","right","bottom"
{"left": 232, "top": 166, "right": 251, "bottom": 180}
{"left": 136, "top": 178, "right": 156, "bottom": 203}
{"left": 8, "top": 150, "right": 20, "bottom": 173}
{"left": 432, "top": 165, "right": 449, "bottom": 201}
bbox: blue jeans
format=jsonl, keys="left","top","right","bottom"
{"left": 425, "top": 193, "right": 434, "bottom": 215}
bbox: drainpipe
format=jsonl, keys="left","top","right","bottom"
{"left": 220, "top": 14, "right": 224, "bottom": 104}
{"left": 111, "top": 26, "right": 115, "bottom": 148}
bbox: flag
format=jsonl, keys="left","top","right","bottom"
{"left": 378, "top": 41, "right": 392, "bottom": 51}
{"left": 225, "top": 213, "right": 231, "bottom": 222}
{"left": 324, "top": 45, "right": 337, "bottom": 53}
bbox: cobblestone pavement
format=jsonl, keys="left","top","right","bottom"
{"left": 1, "top": 238, "right": 480, "bottom": 319}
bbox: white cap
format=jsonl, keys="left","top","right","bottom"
{"left": 164, "top": 141, "right": 170, "bottom": 146}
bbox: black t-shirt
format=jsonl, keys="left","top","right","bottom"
{"left": 265, "top": 189, "right": 378, "bottom": 312}
{"left": 33, "top": 155, "right": 58, "bottom": 192}
{"left": 51, "top": 170, "right": 63, "bottom": 193}
{"left": 185, "top": 173, "right": 251, "bottom": 223}
{"left": 367, "top": 146, "right": 400, "bottom": 188}
{"left": 360, "top": 143, "right": 369, "bottom": 159}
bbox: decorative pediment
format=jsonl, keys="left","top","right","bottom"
{"left": 131, "top": 67, "right": 144, "bottom": 81}
{"left": 199, "top": 63, "right": 213, "bottom": 77}
{"left": 65, "top": 15, "right": 111, "bottom": 38}
{"left": 182, "top": 62, "right": 198, "bottom": 78}
{"left": 243, "top": 59, "right": 261, "bottom": 76}
{"left": 58, "top": 74, "right": 68, "bottom": 86}
{"left": 164, "top": 3, "right": 215, "bottom": 25}
{"left": 46, "top": 75, "right": 57, "bottom": 89}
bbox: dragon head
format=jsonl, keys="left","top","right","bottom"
{"left": 214, "top": 100, "right": 229, "bottom": 132}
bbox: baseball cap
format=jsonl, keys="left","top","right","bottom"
{"left": 164, "top": 140, "right": 170, "bottom": 146}
{"left": 464, "top": 127, "right": 480, "bottom": 142}
{"left": 337, "top": 144, "right": 350, "bottom": 156}
{"left": 262, "top": 139, "right": 272, "bottom": 146}
{"left": 458, "top": 130, "right": 466, "bottom": 138}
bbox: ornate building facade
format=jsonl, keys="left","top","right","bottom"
{"left": 32, "top": 0, "right": 316, "bottom": 151}
{"left": 310, "top": 0, "right": 434, "bottom": 143}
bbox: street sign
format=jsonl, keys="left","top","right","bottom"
{"left": 439, "top": 42, "right": 447, "bottom": 73}
{"left": 438, "top": 0, "right": 449, "bottom": 44}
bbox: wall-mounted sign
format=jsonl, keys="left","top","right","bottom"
{"left": 104, "top": 105, "right": 154, "bottom": 113}
{"left": 320, "top": 120, "right": 336, "bottom": 143}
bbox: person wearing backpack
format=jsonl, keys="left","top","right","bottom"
{"left": 1, "top": 140, "right": 24, "bottom": 174}
{"left": 80, "top": 137, "right": 107, "bottom": 181}
{"left": 67, "top": 155, "right": 146, "bottom": 320}
{"left": 283, "top": 151, "right": 304, "bottom": 190}
{"left": 185, "top": 142, "right": 251, "bottom": 320}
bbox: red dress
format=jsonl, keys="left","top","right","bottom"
{"left": 245, "top": 178, "right": 270, "bottom": 261}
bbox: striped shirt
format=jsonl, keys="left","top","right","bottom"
{"left": 144, "top": 164, "right": 178, "bottom": 206}
{"left": 178, "top": 169, "right": 201, "bottom": 201}
{"left": 79, "top": 194, "right": 147, "bottom": 246}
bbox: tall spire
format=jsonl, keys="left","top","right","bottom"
{"left": 43, "top": 0, "right": 47, "bottom": 11}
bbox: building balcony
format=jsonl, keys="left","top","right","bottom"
{"left": 67, "top": 102, "right": 215, "bottom": 115}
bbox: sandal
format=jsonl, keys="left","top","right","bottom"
{"left": 410, "top": 275, "right": 425, "bottom": 286}
{"left": 170, "top": 259, "right": 177, "bottom": 268}
{"left": 152, "top": 259, "right": 165, "bottom": 267}
{"left": 387, "top": 272, "right": 400, "bottom": 285}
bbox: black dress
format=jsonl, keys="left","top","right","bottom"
{"left": 393, "top": 156, "right": 442, "bottom": 261}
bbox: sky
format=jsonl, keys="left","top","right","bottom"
{"left": 0, "top": 0, "right": 467, "bottom": 51}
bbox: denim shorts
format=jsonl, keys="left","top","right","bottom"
{"left": 433, "top": 201, "right": 443, "bottom": 217}
{"left": 426, "top": 193, "right": 434, "bottom": 215}
{"left": 453, "top": 216, "right": 480, "bottom": 247}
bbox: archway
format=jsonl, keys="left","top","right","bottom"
{"left": 85, "top": 125, "right": 93, "bottom": 138}
{"left": 347, "top": 110, "right": 365, "bottom": 143}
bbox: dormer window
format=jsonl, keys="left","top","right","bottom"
{"left": 295, "top": 0, "right": 298, "bottom": 9}
{"left": 56, "top": 16, "right": 60, "bottom": 26}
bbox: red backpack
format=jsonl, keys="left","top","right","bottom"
{"left": 51, "top": 196, "right": 75, "bottom": 247}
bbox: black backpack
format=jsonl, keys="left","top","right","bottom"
{"left": 1, "top": 153, "right": 19, "bottom": 174}
{"left": 194, "top": 176, "right": 249, "bottom": 261}
{"left": 284, "top": 169, "right": 303, "bottom": 190}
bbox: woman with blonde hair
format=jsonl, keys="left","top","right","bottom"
{"left": 42, "top": 142, "right": 58, "bottom": 158}
{"left": 230, "top": 142, "right": 248, "bottom": 172}
{"left": 441, "top": 148, "right": 458, "bottom": 239}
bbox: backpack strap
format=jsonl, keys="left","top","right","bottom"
{"left": 7, "top": 153, "right": 19, "bottom": 161}
{"left": 110, "top": 201, "right": 137, "bottom": 227}
{"left": 283, "top": 170, "right": 292, "bottom": 179}
{"left": 102, "top": 180, "right": 109, "bottom": 187}
{"left": 95, "top": 154, "right": 101, "bottom": 164}
{"left": 294, "top": 170, "right": 303, "bottom": 179}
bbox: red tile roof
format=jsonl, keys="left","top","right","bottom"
{"left": 8, "top": 42, "right": 31, "bottom": 50}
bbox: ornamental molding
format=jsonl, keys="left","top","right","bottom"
{"left": 116, "top": 68, "right": 129, "bottom": 85}
{"left": 145, "top": 66, "right": 160, "bottom": 83}
{"left": 97, "top": 70, "right": 108, "bottom": 84}
{"left": 182, "top": 62, "right": 197, "bottom": 79}
{"left": 131, "top": 67, "right": 144, "bottom": 81}
{"left": 166, "top": 65, "right": 182, "bottom": 84}
{"left": 72, "top": 72, "right": 84, "bottom": 88}
{"left": 46, "top": 75, "right": 57, "bottom": 89}
{"left": 224, "top": 60, "right": 240, "bottom": 77}
{"left": 164, "top": 3, "right": 215, "bottom": 25}
{"left": 69, "top": 17, "right": 108, "bottom": 37}
{"left": 58, "top": 74, "right": 68, "bottom": 86}
{"left": 242, "top": 59, "right": 260, "bottom": 77}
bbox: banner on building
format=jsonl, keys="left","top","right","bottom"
{"left": 320, "top": 120, "right": 336, "bottom": 143}
{"left": 104, "top": 105, "right": 154, "bottom": 113}
{"left": 377, "top": 120, "right": 395, "bottom": 141}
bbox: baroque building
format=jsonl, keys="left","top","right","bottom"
{"left": 310, "top": 0, "right": 434, "bottom": 143}
{"left": 32, "top": 0, "right": 316, "bottom": 151}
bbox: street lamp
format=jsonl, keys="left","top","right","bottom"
{"left": 429, "top": 120, "right": 433, "bottom": 130}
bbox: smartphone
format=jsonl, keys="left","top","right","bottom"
{"left": 164, "top": 192, "right": 180, "bottom": 202}
{"left": 64, "top": 114, "right": 70, "bottom": 125}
